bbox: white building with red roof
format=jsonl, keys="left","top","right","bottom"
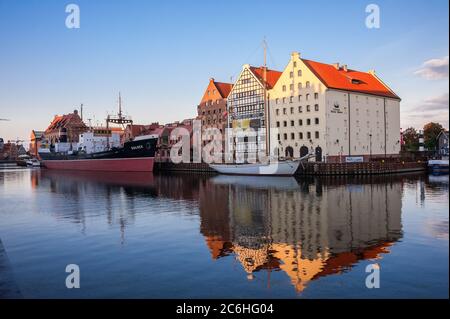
{"left": 269, "top": 52, "right": 401, "bottom": 162}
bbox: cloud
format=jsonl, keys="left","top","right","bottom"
{"left": 416, "top": 93, "right": 449, "bottom": 111}
{"left": 414, "top": 56, "right": 449, "bottom": 80}
{"left": 402, "top": 92, "right": 449, "bottom": 129}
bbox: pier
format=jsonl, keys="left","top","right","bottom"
{"left": 154, "top": 160, "right": 427, "bottom": 176}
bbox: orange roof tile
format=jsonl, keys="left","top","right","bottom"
{"left": 302, "top": 59, "right": 400, "bottom": 99}
{"left": 215, "top": 82, "right": 233, "bottom": 98}
{"left": 249, "top": 66, "right": 282, "bottom": 89}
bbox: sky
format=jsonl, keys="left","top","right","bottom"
{"left": 0, "top": 0, "right": 448, "bottom": 143}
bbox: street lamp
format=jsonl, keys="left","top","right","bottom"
{"left": 369, "top": 133, "right": 373, "bottom": 161}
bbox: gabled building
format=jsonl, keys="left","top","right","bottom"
{"left": 45, "top": 110, "right": 88, "bottom": 145}
{"left": 197, "top": 78, "right": 233, "bottom": 146}
{"left": 29, "top": 130, "right": 45, "bottom": 157}
{"left": 269, "top": 52, "right": 401, "bottom": 162}
{"left": 437, "top": 130, "right": 449, "bottom": 156}
{"left": 227, "top": 64, "right": 282, "bottom": 158}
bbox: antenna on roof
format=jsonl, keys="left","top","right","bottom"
{"left": 118, "top": 92, "right": 122, "bottom": 118}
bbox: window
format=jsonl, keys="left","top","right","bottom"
{"left": 299, "top": 132, "right": 303, "bottom": 139}
{"left": 283, "top": 108, "right": 287, "bottom": 115}
{"left": 299, "top": 119, "right": 303, "bottom": 126}
{"left": 276, "top": 109, "right": 279, "bottom": 116}
{"left": 298, "top": 70, "right": 302, "bottom": 77}
{"left": 315, "top": 131, "right": 320, "bottom": 139}
{"left": 307, "top": 119, "right": 311, "bottom": 125}
{"left": 283, "top": 133, "right": 288, "bottom": 140}
{"left": 306, "top": 105, "right": 311, "bottom": 112}
{"left": 290, "top": 107, "right": 294, "bottom": 114}
{"left": 276, "top": 98, "right": 279, "bottom": 104}
{"left": 291, "top": 120, "right": 294, "bottom": 126}
{"left": 314, "top": 104, "right": 319, "bottom": 111}
{"left": 276, "top": 121, "right": 280, "bottom": 127}
{"left": 290, "top": 84, "right": 294, "bottom": 91}
{"left": 307, "top": 132, "right": 311, "bottom": 139}
{"left": 283, "top": 121, "right": 287, "bottom": 127}
{"left": 291, "top": 133, "right": 295, "bottom": 140}
{"left": 315, "top": 118, "right": 319, "bottom": 124}
{"left": 314, "top": 93, "right": 319, "bottom": 99}
{"left": 283, "top": 97, "right": 286, "bottom": 104}
{"left": 298, "top": 106, "right": 303, "bottom": 113}
{"left": 282, "top": 85, "right": 286, "bottom": 92}
{"left": 298, "top": 95, "right": 302, "bottom": 101}
{"left": 298, "top": 83, "right": 302, "bottom": 90}
{"left": 293, "top": 61, "right": 297, "bottom": 68}
{"left": 306, "top": 81, "right": 310, "bottom": 88}
{"left": 289, "top": 71, "right": 293, "bottom": 78}
{"left": 290, "top": 96, "right": 294, "bottom": 103}
{"left": 306, "top": 94, "right": 310, "bottom": 101}
{"left": 277, "top": 134, "right": 280, "bottom": 141}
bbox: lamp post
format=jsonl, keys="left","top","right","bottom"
{"left": 369, "top": 133, "right": 372, "bottom": 161}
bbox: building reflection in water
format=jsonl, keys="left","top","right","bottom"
{"left": 29, "top": 169, "right": 419, "bottom": 294}
{"left": 200, "top": 175, "right": 404, "bottom": 293}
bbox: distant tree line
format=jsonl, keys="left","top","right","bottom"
{"left": 402, "top": 122, "right": 445, "bottom": 151}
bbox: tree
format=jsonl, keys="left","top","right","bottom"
{"left": 423, "top": 122, "right": 444, "bottom": 150}
{"left": 402, "top": 127, "right": 419, "bottom": 151}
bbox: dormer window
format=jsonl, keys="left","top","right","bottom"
{"left": 351, "top": 78, "right": 363, "bottom": 84}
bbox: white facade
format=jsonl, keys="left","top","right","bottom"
{"left": 268, "top": 52, "right": 401, "bottom": 162}
{"left": 77, "top": 131, "right": 121, "bottom": 154}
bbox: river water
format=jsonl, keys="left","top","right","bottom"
{"left": 0, "top": 165, "right": 448, "bottom": 298}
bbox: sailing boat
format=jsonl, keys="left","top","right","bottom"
{"left": 208, "top": 40, "right": 310, "bottom": 176}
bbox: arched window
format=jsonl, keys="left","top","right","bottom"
{"left": 285, "top": 146, "right": 294, "bottom": 158}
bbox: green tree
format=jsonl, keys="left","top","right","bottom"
{"left": 402, "top": 127, "right": 419, "bottom": 151}
{"left": 423, "top": 122, "right": 443, "bottom": 150}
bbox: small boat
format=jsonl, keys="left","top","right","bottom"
{"left": 26, "top": 158, "right": 41, "bottom": 167}
{"left": 209, "top": 159, "right": 301, "bottom": 176}
{"left": 428, "top": 158, "right": 449, "bottom": 175}
{"left": 16, "top": 155, "right": 30, "bottom": 167}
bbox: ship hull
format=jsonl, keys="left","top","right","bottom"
{"left": 209, "top": 160, "right": 300, "bottom": 176}
{"left": 42, "top": 157, "right": 155, "bottom": 172}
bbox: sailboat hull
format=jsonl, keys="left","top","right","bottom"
{"left": 209, "top": 160, "right": 300, "bottom": 176}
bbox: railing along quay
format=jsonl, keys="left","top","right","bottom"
{"left": 298, "top": 161, "right": 427, "bottom": 176}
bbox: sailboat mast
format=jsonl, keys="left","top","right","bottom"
{"left": 263, "top": 38, "right": 269, "bottom": 158}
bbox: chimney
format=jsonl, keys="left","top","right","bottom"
{"left": 342, "top": 64, "right": 348, "bottom": 72}
{"left": 73, "top": 109, "right": 78, "bottom": 115}
{"left": 368, "top": 69, "right": 376, "bottom": 75}
{"left": 333, "top": 63, "right": 340, "bottom": 70}
{"left": 209, "top": 78, "right": 215, "bottom": 82}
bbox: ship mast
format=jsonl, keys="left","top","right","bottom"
{"left": 106, "top": 92, "right": 133, "bottom": 149}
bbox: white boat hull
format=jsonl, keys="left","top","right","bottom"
{"left": 209, "top": 160, "right": 300, "bottom": 176}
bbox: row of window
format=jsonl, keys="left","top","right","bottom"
{"left": 201, "top": 109, "right": 223, "bottom": 115}
{"left": 277, "top": 131, "right": 320, "bottom": 141}
{"left": 276, "top": 118, "right": 320, "bottom": 127}
{"left": 275, "top": 93, "right": 318, "bottom": 104}
{"left": 289, "top": 68, "right": 302, "bottom": 77}
{"left": 276, "top": 104, "right": 320, "bottom": 115}
{"left": 204, "top": 100, "right": 223, "bottom": 106}
{"left": 282, "top": 81, "right": 312, "bottom": 92}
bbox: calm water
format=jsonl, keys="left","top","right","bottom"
{"left": 0, "top": 164, "right": 448, "bottom": 298}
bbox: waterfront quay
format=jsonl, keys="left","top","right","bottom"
{"left": 0, "top": 165, "right": 448, "bottom": 298}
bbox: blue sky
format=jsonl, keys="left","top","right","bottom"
{"left": 0, "top": 0, "right": 448, "bottom": 142}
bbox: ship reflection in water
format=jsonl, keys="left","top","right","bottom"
{"left": 0, "top": 167, "right": 447, "bottom": 298}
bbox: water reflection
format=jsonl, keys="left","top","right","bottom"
{"left": 26, "top": 170, "right": 445, "bottom": 295}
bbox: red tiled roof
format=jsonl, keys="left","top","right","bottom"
{"left": 302, "top": 59, "right": 400, "bottom": 99}
{"left": 249, "top": 66, "right": 282, "bottom": 89}
{"left": 215, "top": 82, "right": 233, "bottom": 98}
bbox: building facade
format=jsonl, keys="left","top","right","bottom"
{"left": 437, "top": 130, "right": 449, "bottom": 156}
{"left": 197, "top": 78, "right": 232, "bottom": 143}
{"left": 227, "top": 65, "right": 282, "bottom": 159}
{"left": 269, "top": 52, "right": 401, "bottom": 162}
{"left": 45, "top": 110, "right": 88, "bottom": 145}
{"left": 29, "top": 130, "right": 45, "bottom": 157}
